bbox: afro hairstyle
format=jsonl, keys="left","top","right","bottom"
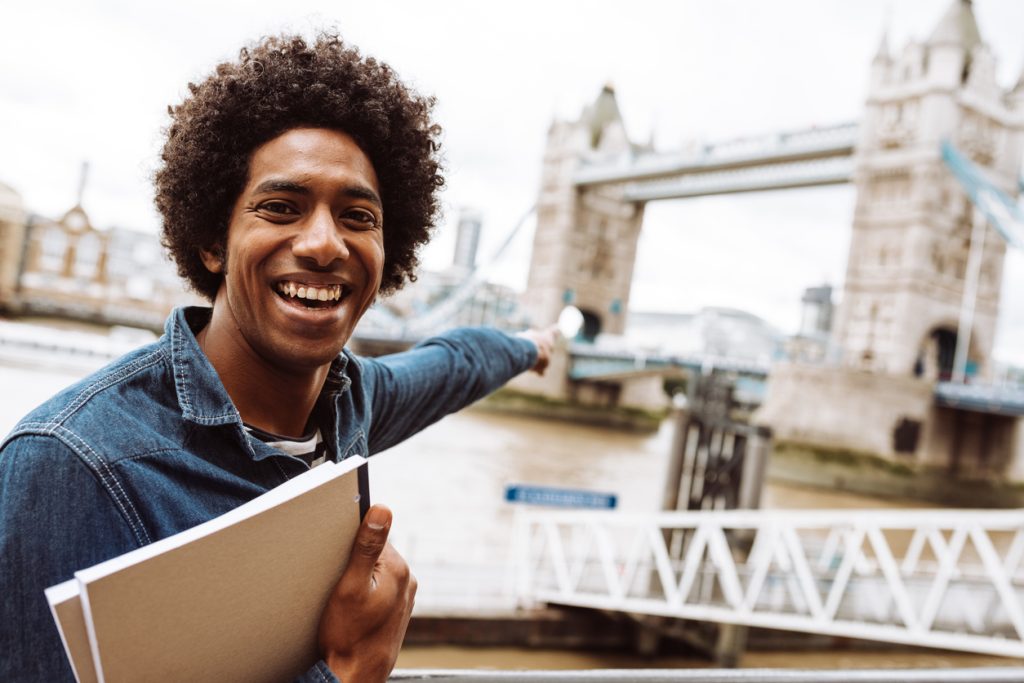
{"left": 154, "top": 32, "right": 444, "bottom": 301}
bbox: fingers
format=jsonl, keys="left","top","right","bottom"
{"left": 516, "top": 327, "right": 558, "bottom": 376}
{"left": 344, "top": 505, "right": 392, "bottom": 583}
{"left": 319, "top": 509, "right": 417, "bottom": 681}
{"left": 533, "top": 327, "right": 556, "bottom": 375}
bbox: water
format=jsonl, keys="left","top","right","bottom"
{"left": 0, "top": 355, "right": 936, "bottom": 612}
{"left": 4, "top": 356, "right": 1011, "bottom": 670}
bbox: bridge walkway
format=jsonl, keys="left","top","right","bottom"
{"left": 514, "top": 508, "right": 1024, "bottom": 658}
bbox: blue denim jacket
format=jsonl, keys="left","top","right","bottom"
{"left": 0, "top": 306, "right": 536, "bottom": 682}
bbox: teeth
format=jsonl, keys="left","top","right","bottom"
{"left": 277, "top": 282, "right": 344, "bottom": 302}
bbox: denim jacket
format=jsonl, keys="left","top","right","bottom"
{"left": 0, "top": 306, "right": 537, "bottom": 682}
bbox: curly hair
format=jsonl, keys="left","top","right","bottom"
{"left": 155, "top": 33, "right": 443, "bottom": 300}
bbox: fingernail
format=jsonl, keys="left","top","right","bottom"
{"left": 366, "top": 506, "right": 389, "bottom": 531}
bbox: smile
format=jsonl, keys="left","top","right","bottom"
{"left": 274, "top": 281, "right": 350, "bottom": 309}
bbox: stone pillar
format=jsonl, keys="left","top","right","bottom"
{"left": 832, "top": 0, "right": 1023, "bottom": 381}
{"left": 522, "top": 86, "right": 646, "bottom": 337}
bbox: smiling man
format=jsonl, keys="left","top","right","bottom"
{"left": 197, "top": 127, "right": 387, "bottom": 438}
{"left": 0, "top": 34, "right": 553, "bottom": 682}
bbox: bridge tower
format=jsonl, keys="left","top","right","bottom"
{"left": 758, "top": 0, "right": 1024, "bottom": 491}
{"left": 834, "top": 0, "right": 1024, "bottom": 381}
{"left": 522, "top": 85, "right": 646, "bottom": 338}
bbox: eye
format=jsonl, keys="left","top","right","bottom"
{"left": 342, "top": 208, "right": 380, "bottom": 230}
{"left": 257, "top": 200, "right": 299, "bottom": 217}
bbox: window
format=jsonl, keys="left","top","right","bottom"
{"left": 39, "top": 226, "right": 68, "bottom": 273}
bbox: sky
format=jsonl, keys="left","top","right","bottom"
{"left": 2, "top": 0, "right": 1024, "bottom": 363}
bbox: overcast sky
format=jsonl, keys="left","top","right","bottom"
{"left": 2, "top": 1, "right": 1023, "bottom": 363}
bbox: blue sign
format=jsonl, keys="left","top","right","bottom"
{"left": 941, "top": 140, "right": 1024, "bottom": 249}
{"left": 504, "top": 484, "right": 617, "bottom": 509}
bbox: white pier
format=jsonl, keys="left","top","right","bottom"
{"left": 515, "top": 508, "right": 1024, "bottom": 657}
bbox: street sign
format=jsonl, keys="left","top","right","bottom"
{"left": 504, "top": 484, "right": 617, "bottom": 509}
{"left": 941, "top": 140, "right": 1024, "bottom": 249}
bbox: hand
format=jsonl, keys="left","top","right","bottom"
{"left": 516, "top": 325, "right": 558, "bottom": 376}
{"left": 318, "top": 505, "right": 416, "bottom": 683}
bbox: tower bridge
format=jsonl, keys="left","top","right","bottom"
{"left": 504, "top": 1, "right": 1024, "bottom": 661}
{"left": 508, "top": 0, "right": 1024, "bottom": 489}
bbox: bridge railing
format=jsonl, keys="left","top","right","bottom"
{"left": 392, "top": 669, "right": 1024, "bottom": 682}
{"left": 514, "top": 508, "right": 1024, "bottom": 657}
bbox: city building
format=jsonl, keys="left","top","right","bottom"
{"left": 0, "top": 183, "right": 197, "bottom": 331}
{"left": 785, "top": 284, "right": 835, "bottom": 363}
{"left": 621, "top": 308, "right": 784, "bottom": 365}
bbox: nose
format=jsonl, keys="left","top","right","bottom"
{"left": 291, "top": 206, "right": 349, "bottom": 268}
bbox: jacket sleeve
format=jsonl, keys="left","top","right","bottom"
{"left": 0, "top": 433, "right": 141, "bottom": 682}
{"left": 360, "top": 327, "right": 538, "bottom": 454}
{"left": 296, "top": 660, "right": 341, "bottom": 682}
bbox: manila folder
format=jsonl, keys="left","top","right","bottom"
{"left": 73, "top": 456, "right": 368, "bottom": 683}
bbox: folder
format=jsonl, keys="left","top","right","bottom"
{"left": 46, "top": 457, "right": 369, "bottom": 683}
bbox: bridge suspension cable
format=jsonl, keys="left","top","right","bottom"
{"left": 366, "top": 203, "right": 537, "bottom": 338}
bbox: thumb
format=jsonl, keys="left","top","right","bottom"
{"left": 345, "top": 504, "right": 392, "bottom": 581}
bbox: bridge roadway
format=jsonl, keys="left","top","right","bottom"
{"left": 567, "top": 345, "right": 1024, "bottom": 417}
{"left": 514, "top": 508, "right": 1024, "bottom": 658}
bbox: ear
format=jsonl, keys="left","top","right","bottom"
{"left": 199, "top": 245, "right": 225, "bottom": 274}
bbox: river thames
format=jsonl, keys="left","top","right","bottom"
{"left": 2, "top": 357, "right": 1021, "bottom": 671}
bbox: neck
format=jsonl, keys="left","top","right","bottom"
{"left": 198, "top": 307, "right": 330, "bottom": 439}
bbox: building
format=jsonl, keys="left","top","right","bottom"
{"left": 0, "top": 185, "right": 197, "bottom": 331}
{"left": 832, "top": 1, "right": 1023, "bottom": 382}
{"left": 452, "top": 208, "right": 483, "bottom": 277}
{"left": 622, "top": 308, "right": 784, "bottom": 365}
{"left": 0, "top": 182, "right": 27, "bottom": 307}
{"left": 756, "top": 0, "right": 1024, "bottom": 498}
{"left": 521, "top": 84, "right": 651, "bottom": 337}
{"left": 785, "top": 284, "right": 835, "bottom": 363}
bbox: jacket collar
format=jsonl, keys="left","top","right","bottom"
{"left": 164, "top": 307, "right": 351, "bottom": 460}
{"left": 167, "top": 307, "right": 240, "bottom": 427}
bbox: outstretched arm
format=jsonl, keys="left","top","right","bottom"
{"left": 360, "top": 326, "right": 539, "bottom": 453}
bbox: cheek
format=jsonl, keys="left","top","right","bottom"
{"left": 366, "top": 237, "right": 386, "bottom": 281}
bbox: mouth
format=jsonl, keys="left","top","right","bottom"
{"left": 274, "top": 280, "right": 352, "bottom": 310}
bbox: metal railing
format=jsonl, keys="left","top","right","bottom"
{"left": 514, "top": 508, "right": 1024, "bottom": 657}
{"left": 392, "top": 669, "right": 1024, "bottom": 682}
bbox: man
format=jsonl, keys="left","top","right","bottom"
{"left": 0, "top": 34, "right": 553, "bottom": 681}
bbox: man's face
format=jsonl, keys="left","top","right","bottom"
{"left": 202, "top": 127, "right": 384, "bottom": 371}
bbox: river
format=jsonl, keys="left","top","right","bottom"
{"left": 2, "top": 357, "right": 1019, "bottom": 671}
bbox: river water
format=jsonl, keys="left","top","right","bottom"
{"left": 2, "top": 357, "right": 1019, "bottom": 671}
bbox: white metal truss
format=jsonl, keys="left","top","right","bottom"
{"left": 513, "top": 508, "right": 1024, "bottom": 657}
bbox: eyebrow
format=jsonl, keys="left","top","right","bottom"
{"left": 252, "top": 179, "right": 310, "bottom": 196}
{"left": 252, "top": 179, "right": 382, "bottom": 209}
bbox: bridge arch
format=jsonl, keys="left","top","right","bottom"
{"left": 576, "top": 308, "right": 602, "bottom": 342}
{"left": 913, "top": 323, "right": 982, "bottom": 382}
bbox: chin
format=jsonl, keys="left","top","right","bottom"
{"left": 269, "top": 340, "right": 348, "bottom": 372}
